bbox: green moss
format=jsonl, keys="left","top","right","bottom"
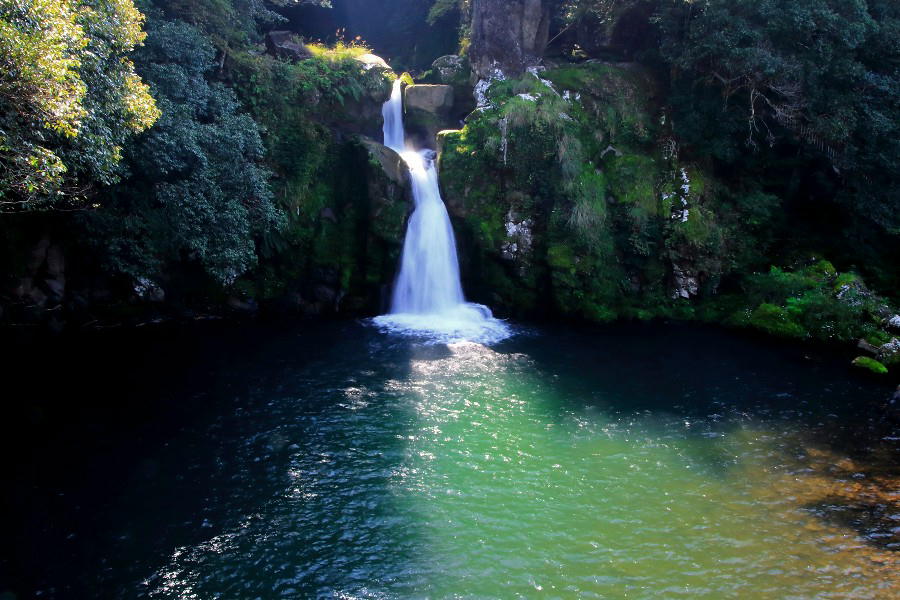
{"left": 834, "top": 272, "right": 862, "bottom": 292}
{"left": 404, "top": 108, "right": 445, "bottom": 136}
{"left": 807, "top": 259, "right": 837, "bottom": 280}
{"left": 750, "top": 303, "right": 806, "bottom": 338}
{"left": 670, "top": 205, "right": 718, "bottom": 248}
{"left": 685, "top": 166, "right": 707, "bottom": 199}
{"left": 881, "top": 346, "right": 900, "bottom": 367}
{"left": 605, "top": 153, "right": 658, "bottom": 212}
{"left": 852, "top": 356, "right": 889, "bottom": 374}
{"left": 583, "top": 302, "right": 618, "bottom": 323}
{"left": 865, "top": 330, "right": 892, "bottom": 347}
{"left": 544, "top": 63, "right": 657, "bottom": 148}
{"left": 306, "top": 41, "right": 371, "bottom": 61}
{"left": 547, "top": 243, "right": 576, "bottom": 272}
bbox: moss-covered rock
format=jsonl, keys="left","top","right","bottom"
{"left": 852, "top": 356, "right": 889, "bottom": 375}
{"left": 878, "top": 338, "right": 900, "bottom": 367}
{"left": 432, "top": 58, "right": 898, "bottom": 356}
{"left": 750, "top": 303, "right": 806, "bottom": 338}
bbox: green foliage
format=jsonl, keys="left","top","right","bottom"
{"left": 749, "top": 303, "right": 805, "bottom": 339}
{"left": 439, "top": 65, "right": 672, "bottom": 321}
{"left": 306, "top": 41, "right": 369, "bottom": 61}
{"left": 152, "top": 0, "right": 286, "bottom": 49}
{"left": 232, "top": 38, "right": 389, "bottom": 118}
{"left": 427, "top": 0, "right": 464, "bottom": 26}
{"left": 567, "top": 166, "right": 608, "bottom": 248}
{"left": 605, "top": 154, "right": 656, "bottom": 209}
{"left": 657, "top": 0, "right": 900, "bottom": 238}
{"left": 545, "top": 63, "right": 656, "bottom": 148}
{"left": 0, "top": 0, "right": 159, "bottom": 210}
{"left": 221, "top": 30, "right": 396, "bottom": 305}
{"left": 735, "top": 260, "right": 893, "bottom": 344}
{"left": 84, "top": 18, "right": 280, "bottom": 285}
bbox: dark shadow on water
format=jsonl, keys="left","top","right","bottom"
{"left": 1, "top": 318, "right": 897, "bottom": 598}
{"left": 805, "top": 497, "right": 900, "bottom": 551}
{"left": 497, "top": 320, "right": 900, "bottom": 552}
{"left": 0, "top": 319, "right": 425, "bottom": 599}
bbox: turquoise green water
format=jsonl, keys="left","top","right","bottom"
{"left": 4, "top": 322, "right": 898, "bottom": 598}
{"left": 381, "top": 340, "right": 896, "bottom": 598}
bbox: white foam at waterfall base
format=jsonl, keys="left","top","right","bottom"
{"left": 373, "top": 304, "right": 512, "bottom": 345}
{"left": 373, "top": 80, "right": 511, "bottom": 345}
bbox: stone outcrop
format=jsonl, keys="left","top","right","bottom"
{"left": 13, "top": 236, "right": 67, "bottom": 308}
{"left": 313, "top": 63, "right": 393, "bottom": 140}
{"left": 405, "top": 85, "right": 454, "bottom": 114}
{"left": 432, "top": 55, "right": 468, "bottom": 84}
{"left": 469, "top": 0, "right": 551, "bottom": 79}
{"left": 425, "top": 56, "right": 477, "bottom": 120}
{"left": 354, "top": 53, "right": 391, "bottom": 72}
{"left": 359, "top": 137, "right": 408, "bottom": 187}
{"left": 357, "top": 138, "right": 412, "bottom": 314}
{"left": 671, "top": 266, "right": 700, "bottom": 300}
{"left": 274, "top": 138, "right": 411, "bottom": 317}
{"left": 264, "top": 31, "right": 311, "bottom": 61}
{"left": 888, "top": 315, "right": 900, "bottom": 331}
{"left": 133, "top": 277, "right": 165, "bottom": 303}
{"left": 404, "top": 85, "right": 459, "bottom": 149}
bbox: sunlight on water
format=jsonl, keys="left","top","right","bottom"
{"left": 371, "top": 304, "right": 512, "bottom": 345}
{"left": 384, "top": 341, "right": 900, "bottom": 598}
{"left": 47, "top": 324, "right": 896, "bottom": 599}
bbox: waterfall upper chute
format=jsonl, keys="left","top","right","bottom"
{"left": 373, "top": 80, "right": 510, "bottom": 344}
{"left": 382, "top": 80, "right": 405, "bottom": 152}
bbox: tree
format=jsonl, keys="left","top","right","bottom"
{"left": 657, "top": 0, "right": 900, "bottom": 235}
{"left": 0, "top": 0, "right": 159, "bottom": 211}
{"left": 84, "top": 18, "right": 282, "bottom": 285}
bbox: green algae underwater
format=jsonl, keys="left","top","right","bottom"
{"left": 1, "top": 320, "right": 898, "bottom": 599}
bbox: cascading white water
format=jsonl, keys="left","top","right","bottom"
{"left": 373, "top": 80, "right": 509, "bottom": 343}
{"left": 389, "top": 149, "right": 466, "bottom": 314}
{"left": 382, "top": 79, "right": 405, "bottom": 151}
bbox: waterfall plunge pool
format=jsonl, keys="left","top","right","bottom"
{"left": 1, "top": 320, "right": 898, "bottom": 598}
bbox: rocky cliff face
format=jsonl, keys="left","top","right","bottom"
{"left": 469, "top": 0, "right": 551, "bottom": 79}
{"left": 436, "top": 59, "right": 899, "bottom": 372}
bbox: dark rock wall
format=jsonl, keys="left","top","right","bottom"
{"left": 469, "top": 0, "right": 551, "bottom": 78}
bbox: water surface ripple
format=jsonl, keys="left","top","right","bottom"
{"left": 3, "top": 322, "right": 898, "bottom": 598}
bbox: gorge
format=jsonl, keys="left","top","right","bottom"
{"left": 1, "top": 1, "right": 899, "bottom": 598}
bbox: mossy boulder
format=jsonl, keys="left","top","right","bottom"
{"left": 359, "top": 137, "right": 407, "bottom": 186}
{"left": 357, "top": 137, "right": 411, "bottom": 246}
{"left": 265, "top": 31, "right": 312, "bottom": 61}
{"left": 403, "top": 85, "right": 459, "bottom": 148}
{"left": 750, "top": 303, "right": 806, "bottom": 338}
{"left": 852, "top": 356, "right": 889, "bottom": 375}
{"left": 427, "top": 55, "right": 476, "bottom": 116}
{"left": 301, "top": 56, "right": 393, "bottom": 139}
{"left": 432, "top": 55, "right": 469, "bottom": 84}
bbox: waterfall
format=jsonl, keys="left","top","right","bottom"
{"left": 382, "top": 80, "right": 404, "bottom": 151}
{"left": 389, "top": 150, "right": 466, "bottom": 314}
{"left": 373, "top": 80, "right": 510, "bottom": 344}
